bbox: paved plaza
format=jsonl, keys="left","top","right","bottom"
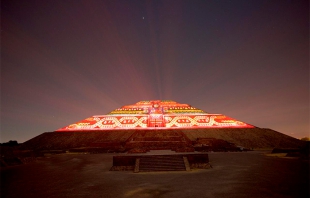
{"left": 1, "top": 151, "right": 309, "bottom": 198}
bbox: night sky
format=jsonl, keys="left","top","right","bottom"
{"left": 1, "top": 0, "right": 309, "bottom": 143}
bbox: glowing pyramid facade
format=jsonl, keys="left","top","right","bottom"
{"left": 56, "top": 100, "right": 254, "bottom": 131}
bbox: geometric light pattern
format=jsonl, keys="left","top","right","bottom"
{"left": 56, "top": 100, "right": 254, "bottom": 131}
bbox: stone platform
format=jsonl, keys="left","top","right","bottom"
{"left": 110, "top": 153, "right": 210, "bottom": 172}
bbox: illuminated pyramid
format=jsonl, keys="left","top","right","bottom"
{"left": 56, "top": 100, "right": 254, "bottom": 131}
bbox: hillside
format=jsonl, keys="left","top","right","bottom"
{"left": 19, "top": 128, "right": 305, "bottom": 151}
{"left": 20, "top": 131, "right": 135, "bottom": 150}
{"left": 181, "top": 128, "right": 304, "bottom": 149}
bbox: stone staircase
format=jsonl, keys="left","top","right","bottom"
{"left": 135, "top": 155, "right": 190, "bottom": 172}
{"left": 124, "top": 131, "right": 194, "bottom": 153}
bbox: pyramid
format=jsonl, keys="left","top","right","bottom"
{"left": 57, "top": 100, "right": 253, "bottom": 131}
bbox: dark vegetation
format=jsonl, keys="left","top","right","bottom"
{"left": 0, "top": 140, "right": 40, "bottom": 167}
{"left": 272, "top": 141, "right": 310, "bottom": 159}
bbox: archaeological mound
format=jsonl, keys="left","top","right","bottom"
{"left": 21, "top": 100, "right": 303, "bottom": 152}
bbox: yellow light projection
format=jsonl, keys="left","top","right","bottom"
{"left": 56, "top": 100, "right": 254, "bottom": 131}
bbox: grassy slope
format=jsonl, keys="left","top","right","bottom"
{"left": 181, "top": 128, "right": 305, "bottom": 148}
{"left": 20, "top": 128, "right": 305, "bottom": 150}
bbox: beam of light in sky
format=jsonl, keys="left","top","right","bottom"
{"left": 1, "top": 0, "right": 308, "bottom": 142}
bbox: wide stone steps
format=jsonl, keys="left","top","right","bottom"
{"left": 137, "top": 155, "right": 187, "bottom": 172}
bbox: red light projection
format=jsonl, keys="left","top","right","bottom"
{"left": 56, "top": 100, "right": 254, "bottom": 131}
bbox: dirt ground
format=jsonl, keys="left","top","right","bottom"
{"left": 1, "top": 151, "right": 309, "bottom": 198}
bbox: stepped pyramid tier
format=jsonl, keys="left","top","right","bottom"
{"left": 56, "top": 100, "right": 254, "bottom": 131}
